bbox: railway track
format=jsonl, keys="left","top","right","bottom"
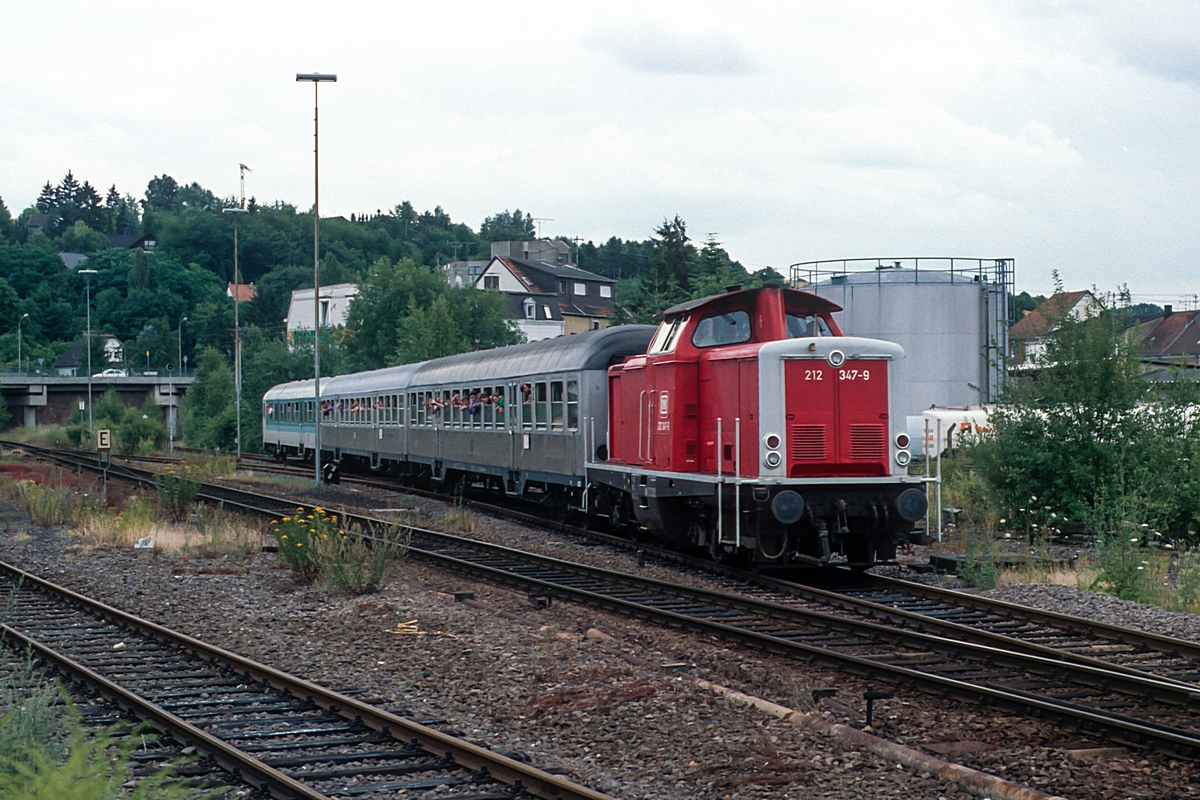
{"left": 8, "top": 441, "right": 1200, "bottom": 760}
{"left": 224, "top": 452, "right": 1200, "bottom": 693}
{"left": 0, "top": 558, "right": 612, "bottom": 800}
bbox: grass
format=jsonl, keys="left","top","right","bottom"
{"left": 1, "top": 425, "right": 77, "bottom": 451}
{"left": 72, "top": 495, "right": 268, "bottom": 556}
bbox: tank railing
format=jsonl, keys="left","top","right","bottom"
{"left": 788, "top": 256, "right": 1014, "bottom": 297}
{"left": 715, "top": 416, "right": 745, "bottom": 548}
{"left": 637, "top": 391, "right": 646, "bottom": 461}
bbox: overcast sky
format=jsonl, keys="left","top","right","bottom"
{"left": 3, "top": 1, "right": 1199, "bottom": 303}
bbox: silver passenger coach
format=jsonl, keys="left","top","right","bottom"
{"left": 263, "top": 327, "right": 656, "bottom": 500}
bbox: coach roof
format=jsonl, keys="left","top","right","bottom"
{"left": 322, "top": 362, "right": 427, "bottom": 397}
{"left": 409, "top": 325, "right": 656, "bottom": 387}
{"left": 263, "top": 377, "right": 330, "bottom": 402}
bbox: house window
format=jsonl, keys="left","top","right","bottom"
{"left": 524, "top": 298, "right": 536, "bottom": 319}
{"left": 600, "top": 285, "right": 612, "bottom": 298}
{"left": 484, "top": 275, "right": 499, "bottom": 289}
{"left": 320, "top": 299, "right": 330, "bottom": 326}
{"left": 574, "top": 282, "right": 587, "bottom": 296}
{"left": 544, "top": 305, "right": 553, "bottom": 319}
{"left": 559, "top": 281, "right": 566, "bottom": 292}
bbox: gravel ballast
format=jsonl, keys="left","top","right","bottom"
{"left": 0, "top": 471, "right": 1196, "bottom": 799}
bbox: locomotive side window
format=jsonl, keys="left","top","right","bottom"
{"left": 567, "top": 380, "right": 579, "bottom": 430}
{"left": 551, "top": 381, "right": 564, "bottom": 430}
{"left": 535, "top": 382, "right": 549, "bottom": 430}
{"left": 691, "top": 310, "right": 751, "bottom": 348}
{"left": 786, "top": 313, "right": 832, "bottom": 338}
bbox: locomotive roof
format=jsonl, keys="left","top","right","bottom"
{"left": 262, "top": 377, "right": 330, "bottom": 401}
{"left": 409, "top": 325, "right": 656, "bottom": 387}
{"left": 656, "top": 286, "right": 841, "bottom": 318}
{"left": 321, "top": 362, "right": 427, "bottom": 397}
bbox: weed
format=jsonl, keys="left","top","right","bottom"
{"left": 157, "top": 464, "right": 200, "bottom": 522}
{"left": 1088, "top": 524, "right": 1169, "bottom": 604}
{"left": 311, "top": 520, "right": 409, "bottom": 594}
{"left": 13, "top": 481, "right": 74, "bottom": 527}
{"left": 956, "top": 531, "right": 998, "bottom": 589}
{"left": 1169, "top": 549, "right": 1200, "bottom": 613}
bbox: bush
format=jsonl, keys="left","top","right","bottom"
{"left": 270, "top": 506, "right": 333, "bottom": 578}
{"left": 1088, "top": 524, "right": 1168, "bottom": 603}
{"left": 973, "top": 283, "right": 1200, "bottom": 546}
{"left": 157, "top": 464, "right": 200, "bottom": 522}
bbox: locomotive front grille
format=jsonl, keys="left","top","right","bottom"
{"left": 849, "top": 424, "right": 886, "bottom": 460}
{"left": 789, "top": 424, "right": 827, "bottom": 460}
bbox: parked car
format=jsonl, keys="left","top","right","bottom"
{"left": 93, "top": 368, "right": 127, "bottom": 377}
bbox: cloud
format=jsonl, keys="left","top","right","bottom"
{"left": 581, "top": 23, "right": 755, "bottom": 76}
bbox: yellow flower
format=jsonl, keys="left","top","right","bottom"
{"left": 306, "top": 514, "right": 314, "bottom": 520}
{"left": 322, "top": 534, "right": 328, "bottom": 539}
{"left": 331, "top": 515, "right": 338, "bottom": 523}
{"left": 296, "top": 542, "right": 303, "bottom": 547}
{"left": 314, "top": 507, "right": 324, "bottom": 514}
{"left": 282, "top": 517, "right": 291, "bottom": 522}
{"left": 281, "top": 535, "right": 288, "bottom": 539}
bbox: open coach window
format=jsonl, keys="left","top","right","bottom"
{"left": 786, "top": 312, "right": 832, "bottom": 338}
{"left": 691, "top": 310, "right": 751, "bottom": 348}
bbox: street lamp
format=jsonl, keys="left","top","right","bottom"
{"left": 79, "top": 269, "right": 98, "bottom": 439}
{"left": 297, "top": 71, "right": 336, "bottom": 488}
{"left": 225, "top": 198, "right": 249, "bottom": 461}
{"left": 17, "top": 313, "right": 29, "bottom": 373}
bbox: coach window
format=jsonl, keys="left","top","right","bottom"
{"left": 567, "top": 380, "right": 579, "bottom": 430}
{"left": 691, "top": 310, "right": 752, "bottom": 348}
{"left": 648, "top": 315, "right": 688, "bottom": 354}
{"left": 481, "top": 386, "right": 493, "bottom": 427}
{"left": 304, "top": 401, "right": 312, "bottom": 424}
{"left": 535, "top": 382, "right": 549, "bottom": 430}
{"left": 550, "top": 381, "right": 564, "bottom": 430}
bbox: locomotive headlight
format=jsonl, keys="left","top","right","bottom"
{"left": 764, "top": 451, "right": 782, "bottom": 468}
{"left": 895, "top": 432, "right": 910, "bottom": 449}
{"left": 895, "top": 449, "right": 911, "bottom": 467}
{"left": 827, "top": 349, "right": 846, "bottom": 368}
{"left": 763, "top": 433, "right": 781, "bottom": 450}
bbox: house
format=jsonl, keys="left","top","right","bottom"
{"left": 106, "top": 232, "right": 157, "bottom": 251}
{"left": 227, "top": 282, "right": 257, "bottom": 303}
{"left": 285, "top": 283, "right": 359, "bottom": 345}
{"left": 54, "top": 334, "right": 123, "bottom": 377}
{"left": 1010, "top": 290, "right": 1099, "bottom": 365}
{"left": 443, "top": 260, "right": 487, "bottom": 288}
{"left": 1130, "top": 305, "right": 1200, "bottom": 372}
{"left": 474, "top": 240, "right": 616, "bottom": 341}
{"left": 59, "top": 252, "right": 89, "bottom": 269}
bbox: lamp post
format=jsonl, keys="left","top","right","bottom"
{"left": 297, "top": 71, "right": 336, "bottom": 488}
{"left": 224, "top": 189, "right": 250, "bottom": 461}
{"left": 17, "top": 313, "right": 29, "bottom": 373}
{"left": 79, "top": 269, "right": 98, "bottom": 438}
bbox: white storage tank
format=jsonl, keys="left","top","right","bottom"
{"left": 797, "top": 258, "right": 1012, "bottom": 426}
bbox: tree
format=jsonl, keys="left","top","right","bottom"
{"left": 57, "top": 220, "right": 109, "bottom": 254}
{"left": 343, "top": 257, "right": 447, "bottom": 370}
{"left": 479, "top": 209, "right": 535, "bottom": 242}
{"left": 116, "top": 395, "right": 166, "bottom": 452}
{"left": 392, "top": 295, "right": 467, "bottom": 364}
{"left": 649, "top": 215, "right": 693, "bottom": 290}
{"left": 0, "top": 196, "right": 12, "bottom": 243}
{"left": 143, "top": 175, "right": 181, "bottom": 212}
{"left": 179, "top": 347, "right": 236, "bottom": 449}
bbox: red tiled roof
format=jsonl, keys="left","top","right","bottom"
{"left": 1011, "top": 291, "right": 1090, "bottom": 341}
{"left": 1147, "top": 311, "right": 1200, "bottom": 357}
{"left": 227, "top": 282, "right": 257, "bottom": 303}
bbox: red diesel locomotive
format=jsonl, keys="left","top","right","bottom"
{"left": 587, "top": 285, "right": 927, "bottom": 566}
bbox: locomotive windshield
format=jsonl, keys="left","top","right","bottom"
{"left": 648, "top": 316, "right": 688, "bottom": 354}
{"left": 691, "top": 310, "right": 752, "bottom": 348}
{"left": 786, "top": 312, "right": 832, "bottom": 338}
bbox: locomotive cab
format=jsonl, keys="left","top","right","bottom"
{"left": 595, "top": 285, "right": 926, "bottom": 567}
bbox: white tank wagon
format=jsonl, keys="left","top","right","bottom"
{"left": 796, "top": 258, "right": 1013, "bottom": 423}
